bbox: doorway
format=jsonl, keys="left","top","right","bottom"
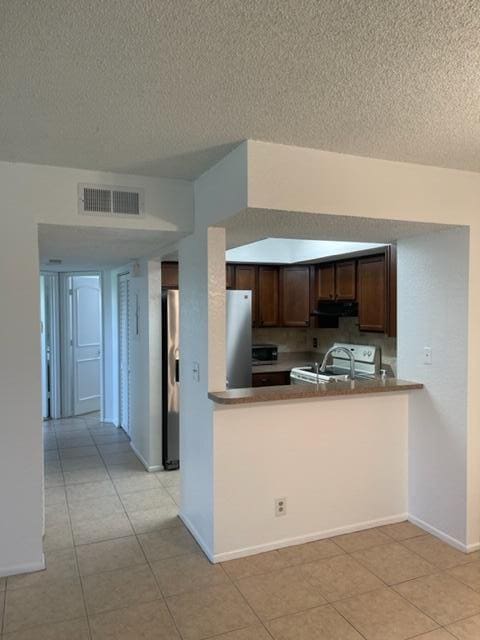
{"left": 71, "top": 274, "right": 102, "bottom": 415}
{"left": 41, "top": 272, "right": 103, "bottom": 418}
{"left": 40, "top": 273, "right": 61, "bottom": 419}
{"left": 117, "top": 272, "right": 131, "bottom": 434}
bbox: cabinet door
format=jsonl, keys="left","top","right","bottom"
{"left": 234, "top": 264, "right": 257, "bottom": 325}
{"left": 258, "top": 266, "right": 279, "bottom": 327}
{"left": 280, "top": 266, "right": 310, "bottom": 327}
{"left": 357, "top": 255, "right": 386, "bottom": 332}
{"left": 226, "top": 264, "right": 235, "bottom": 289}
{"left": 161, "top": 262, "right": 179, "bottom": 289}
{"left": 317, "top": 263, "right": 335, "bottom": 301}
{"left": 335, "top": 260, "right": 356, "bottom": 300}
{"left": 252, "top": 371, "right": 290, "bottom": 387}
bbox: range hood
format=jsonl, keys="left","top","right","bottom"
{"left": 311, "top": 301, "right": 358, "bottom": 318}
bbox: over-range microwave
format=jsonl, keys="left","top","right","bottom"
{"left": 252, "top": 343, "right": 278, "bottom": 364}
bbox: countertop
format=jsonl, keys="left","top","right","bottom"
{"left": 209, "top": 378, "right": 423, "bottom": 405}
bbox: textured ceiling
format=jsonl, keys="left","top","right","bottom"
{"left": 225, "top": 209, "right": 460, "bottom": 248}
{"left": 38, "top": 224, "right": 181, "bottom": 268}
{"left": 2, "top": 1, "right": 480, "bottom": 179}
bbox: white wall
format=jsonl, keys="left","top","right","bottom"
{"left": 244, "top": 140, "right": 480, "bottom": 548}
{"left": 0, "top": 216, "right": 44, "bottom": 575}
{"left": 103, "top": 260, "right": 163, "bottom": 471}
{"left": 3, "top": 161, "right": 193, "bottom": 232}
{"left": 213, "top": 393, "right": 408, "bottom": 561}
{"left": 177, "top": 145, "right": 248, "bottom": 557}
{"left": 0, "top": 159, "right": 192, "bottom": 576}
{"left": 178, "top": 228, "right": 226, "bottom": 558}
{"left": 398, "top": 228, "right": 469, "bottom": 546}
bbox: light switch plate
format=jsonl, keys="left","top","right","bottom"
{"left": 424, "top": 347, "right": 432, "bottom": 365}
{"left": 192, "top": 361, "right": 200, "bottom": 382}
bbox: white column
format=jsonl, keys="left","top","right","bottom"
{"left": 0, "top": 218, "right": 44, "bottom": 576}
{"left": 178, "top": 226, "right": 225, "bottom": 559}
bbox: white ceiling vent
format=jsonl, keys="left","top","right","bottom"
{"left": 78, "top": 184, "right": 145, "bottom": 218}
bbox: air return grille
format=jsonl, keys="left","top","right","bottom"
{"left": 78, "top": 184, "right": 144, "bottom": 217}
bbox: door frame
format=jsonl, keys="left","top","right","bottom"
{"left": 40, "top": 272, "right": 61, "bottom": 419}
{"left": 117, "top": 272, "right": 131, "bottom": 434}
{"left": 59, "top": 271, "right": 103, "bottom": 418}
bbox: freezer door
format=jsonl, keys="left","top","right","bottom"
{"left": 226, "top": 290, "right": 252, "bottom": 389}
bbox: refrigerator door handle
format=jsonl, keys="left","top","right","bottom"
{"left": 175, "top": 358, "right": 180, "bottom": 383}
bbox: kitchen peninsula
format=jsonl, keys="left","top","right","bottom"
{"left": 209, "top": 378, "right": 423, "bottom": 562}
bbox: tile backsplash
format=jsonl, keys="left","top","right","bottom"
{"left": 253, "top": 317, "right": 397, "bottom": 373}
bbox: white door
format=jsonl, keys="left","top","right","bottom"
{"left": 72, "top": 275, "right": 102, "bottom": 415}
{"left": 118, "top": 273, "right": 130, "bottom": 433}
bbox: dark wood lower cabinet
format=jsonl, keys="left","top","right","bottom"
{"left": 252, "top": 371, "right": 290, "bottom": 387}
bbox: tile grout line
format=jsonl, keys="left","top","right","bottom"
{"left": 61, "top": 416, "right": 95, "bottom": 640}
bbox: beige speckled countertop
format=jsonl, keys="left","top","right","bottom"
{"left": 209, "top": 378, "right": 423, "bottom": 405}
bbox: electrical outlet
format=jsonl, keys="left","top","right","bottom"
{"left": 313, "top": 337, "right": 318, "bottom": 348}
{"left": 423, "top": 347, "right": 432, "bottom": 365}
{"left": 275, "top": 497, "right": 287, "bottom": 517}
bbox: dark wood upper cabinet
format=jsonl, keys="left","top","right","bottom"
{"left": 161, "top": 262, "right": 179, "bottom": 289}
{"left": 317, "top": 263, "right": 335, "bottom": 301}
{"left": 335, "top": 260, "right": 356, "bottom": 300}
{"left": 234, "top": 264, "right": 258, "bottom": 325}
{"left": 386, "top": 245, "right": 397, "bottom": 338}
{"left": 280, "top": 266, "right": 311, "bottom": 327}
{"left": 258, "top": 266, "right": 279, "bottom": 327}
{"left": 226, "top": 264, "right": 235, "bottom": 290}
{"left": 357, "top": 255, "right": 386, "bottom": 332}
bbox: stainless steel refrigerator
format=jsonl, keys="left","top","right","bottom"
{"left": 162, "top": 289, "right": 252, "bottom": 470}
{"left": 162, "top": 289, "right": 180, "bottom": 470}
{"left": 226, "top": 290, "right": 252, "bottom": 389}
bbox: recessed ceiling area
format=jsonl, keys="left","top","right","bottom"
{"left": 38, "top": 224, "right": 181, "bottom": 270}
{"left": 226, "top": 238, "right": 385, "bottom": 264}
{"left": 225, "top": 209, "right": 462, "bottom": 250}
{"left": 2, "top": 2, "right": 480, "bottom": 178}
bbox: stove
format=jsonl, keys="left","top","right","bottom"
{"left": 290, "top": 342, "right": 381, "bottom": 384}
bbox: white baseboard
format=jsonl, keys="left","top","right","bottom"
{"left": 179, "top": 512, "right": 214, "bottom": 562}
{"left": 129, "top": 441, "right": 163, "bottom": 473}
{"left": 212, "top": 513, "right": 408, "bottom": 563}
{"left": 408, "top": 514, "right": 471, "bottom": 553}
{"left": 0, "top": 554, "right": 45, "bottom": 578}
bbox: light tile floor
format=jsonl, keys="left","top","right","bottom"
{"left": 2, "top": 416, "right": 480, "bottom": 638}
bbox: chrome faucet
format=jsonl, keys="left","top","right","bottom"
{"left": 320, "top": 346, "right": 356, "bottom": 380}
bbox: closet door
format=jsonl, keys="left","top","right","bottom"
{"left": 118, "top": 273, "right": 131, "bottom": 434}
